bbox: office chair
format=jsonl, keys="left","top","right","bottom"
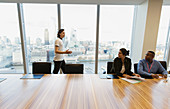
{"left": 65, "top": 64, "right": 84, "bottom": 74}
{"left": 134, "top": 63, "right": 138, "bottom": 73}
{"left": 107, "top": 62, "right": 115, "bottom": 74}
{"left": 32, "top": 62, "right": 51, "bottom": 74}
{"left": 159, "top": 61, "right": 167, "bottom": 70}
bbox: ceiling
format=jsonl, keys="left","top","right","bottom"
{"left": 0, "top": 0, "right": 170, "bottom": 5}
{"left": 0, "top": 0, "right": 147, "bottom": 5}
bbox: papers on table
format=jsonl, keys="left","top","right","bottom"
{"left": 121, "top": 78, "right": 141, "bottom": 84}
{"left": 121, "top": 76, "right": 145, "bottom": 84}
{"left": 130, "top": 76, "right": 145, "bottom": 81}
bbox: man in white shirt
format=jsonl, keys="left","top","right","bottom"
{"left": 53, "top": 29, "right": 72, "bottom": 74}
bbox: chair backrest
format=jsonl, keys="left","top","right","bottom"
{"left": 134, "top": 63, "right": 138, "bottom": 74}
{"left": 107, "top": 62, "right": 115, "bottom": 74}
{"left": 65, "top": 64, "right": 84, "bottom": 74}
{"left": 134, "top": 61, "right": 167, "bottom": 73}
{"left": 159, "top": 61, "right": 167, "bottom": 70}
{"left": 32, "top": 62, "right": 51, "bottom": 74}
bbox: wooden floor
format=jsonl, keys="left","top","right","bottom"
{"left": 0, "top": 74, "right": 170, "bottom": 109}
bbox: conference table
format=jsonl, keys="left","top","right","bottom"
{"left": 0, "top": 74, "right": 169, "bottom": 109}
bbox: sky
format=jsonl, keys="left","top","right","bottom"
{"left": 0, "top": 3, "right": 169, "bottom": 45}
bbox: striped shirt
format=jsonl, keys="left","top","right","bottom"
{"left": 137, "top": 59, "right": 168, "bottom": 77}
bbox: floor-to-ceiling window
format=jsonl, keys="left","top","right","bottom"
{"left": 0, "top": 3, "right": 136, "bottom": 74}
{"left": 23, "top": 4, "right": 58, "bottom": 73}
{"left": 0, "top": 3, "right": 24, "bottom": 74}
{"left": 61, "top": 4, "right": 97, "bottom": 74}
{"left": 156, "top": 6, "right": 170, "bottom": 61}
{"left": 98, "top": 5, "right": 134, "bottom": 74}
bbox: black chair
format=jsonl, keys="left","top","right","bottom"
{"left": 159, "top": 61, "right": 167, "bottom": 70}
{"left": 134, "top": 63, "right": 138, "bottom": 73}
{"left": 32, "top": 62, "right": 51, "bottom": 74}
{"left": 134, "top": 61, "right": 167, "bottom": 74}
{"left": 107, "top": 62, "right": 115, "bottom": 74}
{"left": 65, "top": 64, "right": 84, "bottom": 74}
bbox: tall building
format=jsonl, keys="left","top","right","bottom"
{"left": 2, "top": 36, "right": 11, "bottom": 45}
{"left": 69, "top": 29, "right": 79, "bottom": 48}
{"left": 12, "top": 51, "right": 23, "bottom": 65}
{"left": 36, "top": 37, "right": 42, "bottom": 46}
{"left": 15, "top": 37, "right": 20, "bottom": 45}
{"left": 44, "top": 29, "right": 49, "bottom": 45}
{"left": 27, "top": 37, "right": 30, "bottom": 45}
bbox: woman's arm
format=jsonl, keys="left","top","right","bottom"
{"left": 55, "top": 46, "right": 72, "bottom": 54}
{"left": 114, "top": 58, "right": 123, "bottom": 76}
{"left": 132, "top": 73, "right": 141, "bottom": 77}
{"left": 122, "top": 74, "right": 132, "bottom": 79}
{"left": 125, "top": 58, "right": 141, "bottom": 78}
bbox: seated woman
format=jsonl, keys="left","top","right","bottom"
{"left": 113, "top": 48, "right": 140, "bottom": 78}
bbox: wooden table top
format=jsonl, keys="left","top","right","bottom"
{"left": 0, "top": 74, "right": 169, "bottom": 109}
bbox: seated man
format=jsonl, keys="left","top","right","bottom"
{"left": 137, "top": 51, "right": 168, "bottom": 78}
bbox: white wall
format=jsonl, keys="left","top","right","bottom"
{"left": 131, "top": 0, "right": 163, "bottom": 63}
{"left": 142, "top": 0, "right": 163, "bottom": 58}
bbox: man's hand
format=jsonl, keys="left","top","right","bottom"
{"left": 162, "top": 74, "right": 167, "bottom": 78}
{"left": 151, "top": 74, "right": 159, "bottom": 79}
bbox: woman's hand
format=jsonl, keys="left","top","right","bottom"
{"left": 135, "top": 74, "right": 141, "bottom": 77}
{"left": 126, "top": 75, "right": 132, "bottom": 79}
{"left": 65, "top": 49, "right": 72, "bottom": 54}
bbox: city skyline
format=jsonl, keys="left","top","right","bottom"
{"left": 0, "top": 3, "right": 169, "bottom": 74}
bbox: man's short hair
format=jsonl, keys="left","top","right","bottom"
{"left": 148, "top": 51, "right": 155, "bottom": 56}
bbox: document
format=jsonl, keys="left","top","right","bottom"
{"left": 130, "top": 76, "right": 145, "bottom": 81}
{"left": 121, "top": 78, "right": 141, "bottom": 84}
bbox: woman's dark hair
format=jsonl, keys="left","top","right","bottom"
{"left": 120, "top": 48, "right": 130, "bottom": 56}
{"left": 57, "top": 29, "right": 64, "bottom": 39}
